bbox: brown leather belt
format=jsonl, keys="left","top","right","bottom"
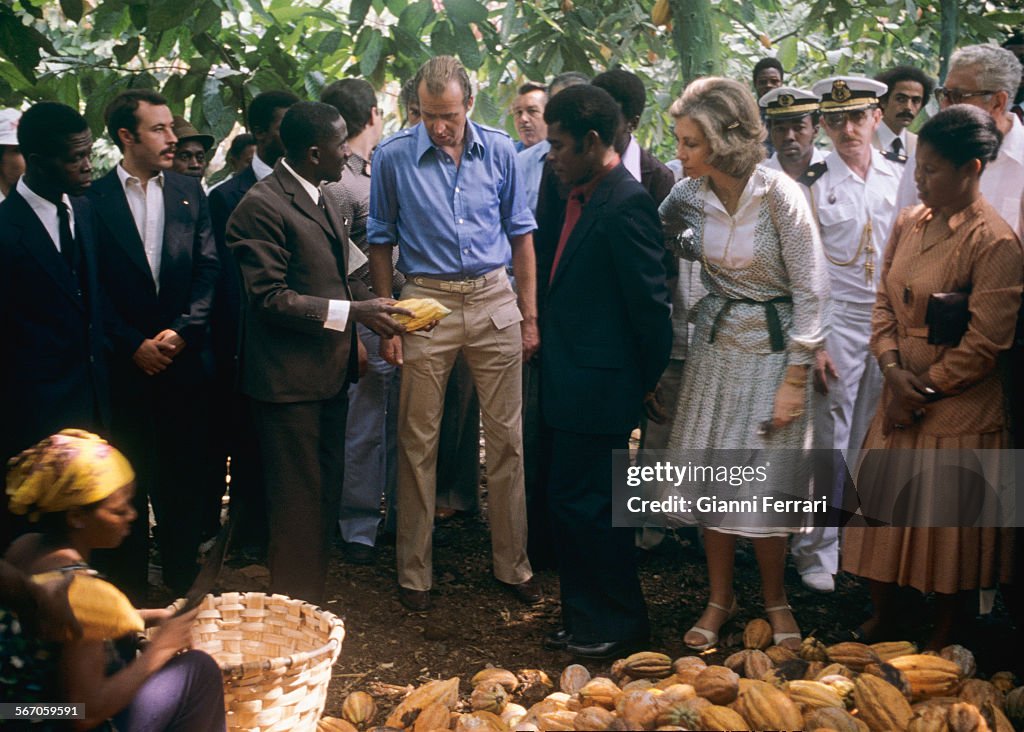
{"left": 409, "top": 268, "right": 504, "bottom": 294}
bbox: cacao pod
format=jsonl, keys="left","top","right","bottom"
{"left": 694, "top": 666, "right": 739, "bottom": 705}
{"left": 801, "top": 637, "right": 830, "bottom": 663}
{"left": 412, "top": 703, "right": 452, "bottom": 732}
{"left": 390, "top": 298, "right": 452, "bottom": 332}
{"left": 939, "top": 646, "right": 977, "bottom": 680}
{"left": 559, "top": 664, "right": 591, "bottom": 696}
{"left": 472, "top": 682, "right": 509, "bottom": 714}
{"left": 319, "top": 718, "right": 360, "bottom": 732}
{"left": 890, "top": 655, "right": 964, "bottom": 701}
{"left": 804, "top": 706, "right": 869, "bottom": 732}
{"left": 622, "top": 652, "right": 673, "bottom": 680}
{"left": 959, "top": 680, "right": 1005, "bottom": 713}
{"left": 1003, "top": 686, "right": 1024, "bottom": 729}
{"left": 766, "top": 644, "right": 800, "bottom": 664}
{"left": 700, "top": 704, "right": 751, "bottom": 731}
{"left": 817, "top": 675, "right": 856, "bottom": 710}
{"left": 989, "top": 673, "right": 1016, "bottom": 694}
{"left": 871, "top": 641, "right": 919, "bottom": 662}
{"left": 656, "top": 699, "right": 702, "bottom": 729}
{"left": 342, "top": 691, "right": 378, "bottom": 729}
{"left": 473, "top": 668, "right": 519, "bottom": 694}
{"left": 853, "top": 673, "right": 913, "bottom": 731}
{"left": 743, "top": 618, "right": 773, "bottom": 650}
{"left": 386, "top": 677, "right": 460, "bottom": 729}
{"left": 651, "top": 0, "right": 671, "bottom": 26}
{"left": 864, "top": 661, "right": 914, "bottom": 701}
{"left": 572, "top": 706, "right": 614, "bottom": 731}
{"left": 826, "top": 642, "right": 881, "bottom": 672}
{"left": 908, "top": 701, "right": 952, "bottom": 732}
{"left": 815, "top": 663, "right": 855, "bottom": 681}
{"left": 786, "top": 680, "right": 846, "bottom": 712}
{"left": 616, "top": 689, "right": 660, "bottom": 729}
{"left": 578, "top": 678, "right": 621, "bottom": 710}
{"left": 32, "top": 571, "right": 144, "bottom": 640}
{"left": 730, "top": 679, "right": 803, "bottom": 730}
{"left": 947, "top": 701, "right": 991, "bottom": 732}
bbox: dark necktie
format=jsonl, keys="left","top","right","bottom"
{"left": 57, "top": 201, "right": 81, "bottom": 286}
{"left": 890, "top": 138, "right": 903, "bottom": 155}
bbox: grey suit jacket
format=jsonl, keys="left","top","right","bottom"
{"left": 227, "top": 162, "right": 369, "bottom": 403}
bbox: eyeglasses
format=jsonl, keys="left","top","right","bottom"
{"left": 933, "top": 87, "right": 995, "bottom": 104}
{"left": 822, "top": 109, "right": 870, "bottom": 129}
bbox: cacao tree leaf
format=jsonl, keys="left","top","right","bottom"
{"left": 60, "top": 0, "right": 84, "bottom": 23}
{"left": 431, "top": 20, "right": 457, "bottom": 56}
{"left": 349, "top": 0, "right": 373, "bottom": 29}
{"left": 112, "top": 37, "right": 139, "bottom": 65}
{"left": 359, "top": 29, "right": 384, "bottom": 77}
{"left": 399, "top": 0, "right": 434, "bottom": 33}
{"left": 777, "top": 35, "right": 798, "bottom": 70}
{"left": 452, "top": 22, "right": 483, "bottom": 70}
{"left": 192, "top": 0, "right": 222, "bottom": 34}
{"left": 148, "top": 0, "right": 203, "bottom": 32}
{"left": 444, "top": 0, "right": 488, "bottom": 25}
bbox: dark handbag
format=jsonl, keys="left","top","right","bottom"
{"left": 925, "top": 291, "right": 971, "bottom": 346}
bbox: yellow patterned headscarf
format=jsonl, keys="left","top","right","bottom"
{"left": 6, "top": 430, "right": 135, "bottom": 521}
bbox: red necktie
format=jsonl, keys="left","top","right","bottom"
{"left": 549, "top": 191, "right": 585, "bottom": 285}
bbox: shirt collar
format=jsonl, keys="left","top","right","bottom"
{"left": 1000, "top": 113, "right": 1024, "bottom": 166}
{"left": 16, "top": 177, "right": 73, "bottom": 220}
{"left": 280, "top": 159, "right": 322, "bottom": 206}
{"left": 345, "top": 150, "right": 370, "bottom": 177}
{"left": 700, "top": 167, "right": 768, "bottom": 215}
{"left": 875, "top": 122, "right": 905, "bottom": 150}
{"left": 116, "top": 162, "right": 165, "bottom": 188}
{"left": 415, "top": 119, "right": 485, "bottom": 162}
{"left": 622, "top": 135, "right": 642, "bottom": 182}
{"left": 569, "top": 154, "right": 622, "bottom": 205}
{"left": 252, "top": 152, "right": 274, "bottom": 180}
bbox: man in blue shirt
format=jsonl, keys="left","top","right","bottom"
{"left": 368, "top": 55, "right": 540, "bottom": 611}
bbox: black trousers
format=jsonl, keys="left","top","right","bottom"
{"left": 95, "top": 376, "right": 212, "bottom": 602}
{"left": 251, "top": 390, "right": 348, "bottom": 604}
{"left": 546, "top": 428, "right": 649, "bottom": 643}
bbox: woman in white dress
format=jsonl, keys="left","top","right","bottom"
{"left": 657, "top": 78, "right": 830, "bottom": 651}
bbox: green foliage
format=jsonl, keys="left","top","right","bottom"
{"left": 0, "top": 0, "right": 1015, "bottom": 161}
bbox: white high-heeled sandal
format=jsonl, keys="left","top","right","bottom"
{"left": 765, "top": 603, "right": 802, "bottom": 649}
{"left": 685, "top": 598, "right": 739, "bottom": 651}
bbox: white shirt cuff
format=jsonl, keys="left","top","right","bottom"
{"left": 324, "top": 300, "right": 351, "bottom": 332}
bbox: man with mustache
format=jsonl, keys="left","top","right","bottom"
{"left": 512, "top": 82, "right": 548, "bottom": 151}
{"left": 797, "top": 77, "right": 902, "bottom": 595}
{"left": 760, "top": 86, "right": 825, "bottom": 181}
{"left": 89, "top": 89, "right": 220, "bottom": 600}
{"left": 872, "top": 66, "right": 934, "bottom": 163}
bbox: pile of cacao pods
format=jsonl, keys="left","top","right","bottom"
{"left": 320, "top": 621, "right": 1024, "bottom": 732}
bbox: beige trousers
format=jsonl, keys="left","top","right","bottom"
{"left": 396, "top": 268, "right": 533, "bottom": 590}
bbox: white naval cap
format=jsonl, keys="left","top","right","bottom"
{"left": 759, "top": 86, "right": 820, "bottom": 119}
{"left": 812, "top": 76, "right": 888, "bottom": 112}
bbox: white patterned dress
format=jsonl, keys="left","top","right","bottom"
{"left": 657, "top": 165, "right": 830, "bottom": 536}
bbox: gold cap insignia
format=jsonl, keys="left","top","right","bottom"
{"left": 832, "top": 80, "right": 852, "bottom": 102}
{"left": 778, "top": 93, "right": 795, "bottom": 107}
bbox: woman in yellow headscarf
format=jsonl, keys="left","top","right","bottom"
{"left": 4, "top": 430, "right": 225, "bottom": 732}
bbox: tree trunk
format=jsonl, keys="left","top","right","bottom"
{"left": 671, "top": 0, "right": 719, "bottom": 83}
{"left": 938, "top": 0, "right": 958, "bottom": 82}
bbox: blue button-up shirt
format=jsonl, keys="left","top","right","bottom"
{"left": 368, "top": 120, "right": 536, "bottom": 277}
{"left": 516, "top": 140, "right": 549, "bottom": 216}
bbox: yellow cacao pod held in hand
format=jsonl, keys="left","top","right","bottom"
{"left": 32, "top": 571, "right": 144, "bottom": 640}
{"left": 391, "top": 298, "right": 452, "bottom": 332}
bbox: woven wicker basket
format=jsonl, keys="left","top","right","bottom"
{"left": 189, "top": 592, "right": 345, "bottom": 732}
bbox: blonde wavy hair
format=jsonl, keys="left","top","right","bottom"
{"left": 669, "top": 77, "right": 766, "bottom": 179}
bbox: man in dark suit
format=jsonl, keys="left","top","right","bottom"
{"left": 227, "top": 101, "right": 410, "bottom": 603}
{"left": 0, "top": 102, "right": 107, "bottom": 549}
{"left": 207, "top": 90, "right": 299, "bottom": 556}
{"left": 89, "top": 89, "right": 220, "bottom": 600}
{"left": 536, "top": 85, "right": 672, "bottom": 659}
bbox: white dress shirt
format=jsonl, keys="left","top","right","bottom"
{"left": 699, "top": 171, "right": 766, "bottom": 270}
{"left": 623, "top": 135, "right": 642, "bottom": 184}
{"left": 116, "top": 164, "right": 165, "bottom": 291}
{"left": 252, "top": 151, "right": 274, "bottom": 181}
{"left": 16, "top": 177, "right": 75, "bottom": 250}
{"left": 280, "top": 159, "right": 351, "bottom": 333}
{"left": 896, "top": 113, "right": 1024, "bottom": 232}
{"left": 803, "top": 149, "right": 902, "bottom": 304}
{"left": 872, "top": 122, "right": 916, "bottom": 157}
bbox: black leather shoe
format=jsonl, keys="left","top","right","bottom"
{"left": 398, "top": 587, "right": 431, "bottom": 611}
{"left": 566, "top": 638, "right": 645, "bottom": 660}
{"left": 499, "top": 577, "right": 543, "bottom": 604}
{"left": 543, "top": 629, "right": 572, "bottom": 650}
{"left": 341, "top": 541, "right": 375, "bottom": 565}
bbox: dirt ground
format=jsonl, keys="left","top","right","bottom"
{"left": 210, "top": 506, "right": 1021, "bottom": 721}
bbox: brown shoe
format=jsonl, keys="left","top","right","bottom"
{"left": 500, "top": 577, "right": 543, "bottom": 604}
{"left": 398, "top": 587, "right": 431, "bottom": 611}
